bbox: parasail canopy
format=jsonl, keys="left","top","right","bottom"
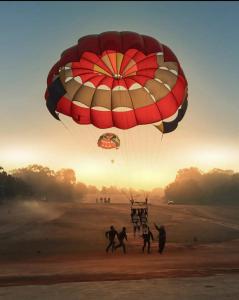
{"left": 45, "top": 31, "right": 188, "bottom": 134}
{"left": 98, "top": 133, "right": 120, "bottom": 150}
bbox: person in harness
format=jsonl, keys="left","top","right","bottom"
{"left": 105, "top": 225, "right": 118, "bottom": 253}
{"left": 131, "top": 209, "right": 136, "bottom": 222}
{"left": 115, "top": 227, "right": 128, "bottom": 254}
{"left": 131, "top": 210, "right": 140, "bottom": 238}
{"left": 142, "top": 224, "right": 154, "bottom": 254}
{"left": 140, "top": 210, "right": 148, "bottom": 227}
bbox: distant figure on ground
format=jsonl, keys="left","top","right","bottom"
{"left": 100, "top": 197, "right": 103, "bottom": 204}
{"left": 108, "top": 197, "right": 111, "bottom": 204}
{"left": 104, "top": 197, "right": 107, "bottom": 204}
{"left": 105, "top": 225, "right": 118, "bottom": 253}
{"left": 193, "top": 236, "right": 198, "bottom": 244}
{"left": 154, "top": 223, "right": 166, "bottom": 254}
{"left": 142, "top": 225, "right": 154, "bottom": 254}
{"left": 96, "top": 198, "right": 98, "bottom": 204}
{"left": 115, "top": 227, "right": 128, "bottom": 254}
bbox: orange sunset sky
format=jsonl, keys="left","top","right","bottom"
{"left": 0, "top": 2, "right": 238, "bottom": 189}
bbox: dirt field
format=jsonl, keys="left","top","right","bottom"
{"left": 0, "top": 201, "right": 238, "bottom": 297}
{"left": 0, "top": 201, "right": 238, "bottom": 259}
{"left": 0, "top": 274, "right": 238, "bottom": 300}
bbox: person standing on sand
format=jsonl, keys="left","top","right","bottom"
{"left": 142, "top": 225, "right": 154, "bottom": 254}
{"left": 115, "top": 227, "right": 128, "bottom": 254}
{"left": 105, "top": 225, "right": 118, "bottom": 253}
{"left": 154, "top": 223, "right": 166, "bottom": 254}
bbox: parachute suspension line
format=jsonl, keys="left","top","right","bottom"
{"left": 120, "top": 133, "right": 131, "bottom": 187}
{"left": 79, "top": 125, "right": 99, "bottom": 159}
{"left": 147, "top": 129, "right": 164, "bottom": 201}
{"left": 117, "top": 82, "right": 132, "bottom": 195}
{"left": 121, "top": 189, "right": 130, "bottom": 201}
{"left": 148, "top": 125, "right": 163, "bottom": 198}
{"left": 59, "top": 118, "right": 84, "bottom": 148}
{"left": 124, "top": 130, "right": 131, "bottom": 188}
{"left": 148, "top": 129, "right": 164, "bottom": 198}
{"left": 85, "top": 125, "right": 99, "bottom": 152}
{"left": 148, "top": 126, "right": 155, "bottom": 199}
{"left": 146, "top": 124, "right": 152, "bottom": 191}
{"left": 87, "top": 125, "right": 120, "bottom": 198}
{"left": 131, "top": 125, "right": 142, "bottom": 193}
{"left": 59, "top": 118, "right": 95, "bottom": 158}
{"left": 60, "top": 118, "right": 74, "bottom": 136}
{"left": 59, "top": 117, "right": 99, "bottom": 177}
{"left": 124, "top": 79, "right": 143, "bottom": 196}
{"left": 121, "top": 129, "right": 130, "bottom": 195}
{"left": 87, "top": 125, "right": 103, "bottom": 159}
{"left": 129, "top": 188, "right": 133, "bottom": 201}
{"left": 58, "top": 120, "right": 101, "bottom": 195}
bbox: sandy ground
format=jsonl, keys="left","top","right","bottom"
{"left": 0, "top": 241, "right": 238, "bottom": 285}
{"left": 0, "top": 274, "right": 238, "bottom": 300}
{"left": 0, "top": 202, "right": 238, "bottom": 298}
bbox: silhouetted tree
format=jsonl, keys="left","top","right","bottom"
{"left": 165, "top": 167, "right": 239, "bottom": 205}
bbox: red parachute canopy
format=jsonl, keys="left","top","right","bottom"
{"left": 45, "top": 31, "right": 188, "bottom": 133}
{"left": 98, "top": 133, "right": 120, "bottom": 150}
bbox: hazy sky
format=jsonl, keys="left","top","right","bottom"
{"left": 0, "top": 1, "right": 238, "bottom": 189}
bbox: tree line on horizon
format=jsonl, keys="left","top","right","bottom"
{"left": 0, "top": 165, "right": 143, "bottom": 203}
{"left": 165, "top": 167, "right": 239, "bottom": 205}
{"left": 0, "top": 165, "right": 238, "bottom": 205}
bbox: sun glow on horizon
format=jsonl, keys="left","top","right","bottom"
{"left": 1, "top": 141, "right": 239, "bottom": 191}
{"left": 189, "top": 146, "right": 238, "bottom": 171}
{"left": 1, "top": 147, "right": 39, "bottom": 167}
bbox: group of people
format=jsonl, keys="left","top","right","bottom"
{"left": 131, "top": 208, "right": 148, "bottom": 237}
{"left": 105, "top": 223, "right": 166, "bottom": 254}
{"left": 96, "top": 197, "right": 111, "bottom": 204}
{"left": 105, "top": 226, "right": 127, "bottom": 254}
{"left": 141, "top": 223, "right": 166, "bottom": 254}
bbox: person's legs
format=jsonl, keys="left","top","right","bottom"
{"left": 106, "top": 241, "right": 113, "bottom": 252}
{"left": 111, "top": 241, "right": 115, "bottom": 252}
{"left": 158, "top": 242, "right": 161, "bottom": 253}
{"left": 137, "top": 224, "right": 140, "bottom": 232}
{"left": 122, "top": 242, "right": 126, "bottom": 254}
{"left": 142, "top": 240, "right": 146, "bottom": 252}
{"left": 147, "top": 241, "right": 151, "bottom": 253}
{"left": 159, "top": 239, "right": 166, "bottom": 254}
{"left": 133, "top": 225, "right": 136, "bottom": 238}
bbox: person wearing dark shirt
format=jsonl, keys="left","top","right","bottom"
{"left": 115, "top": 227, "right": 128, "bottom": 254}
{"left": 154, "top": 223, "right": 166, "bottom": 254}
{"left": 105, "top": 225, "right": 118, "bottom": 253}
{"left": 142, "top": 225, "right": 154, "bottom": 254}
